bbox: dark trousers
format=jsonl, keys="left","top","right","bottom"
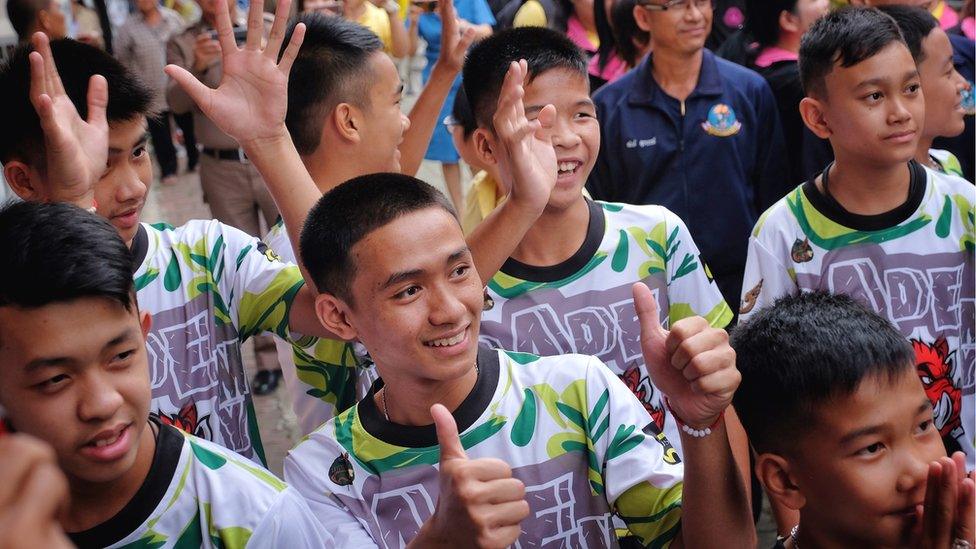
{"left": 147, "top": 112, "right": 178, "bottom": 178}
{"left": 174, "top": 111, "right": 199, "bottom": 170}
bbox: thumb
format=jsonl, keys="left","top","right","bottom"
{"left": 633, "top": 282, "right": 668, "bottom": 351}
{"left": 164, "top": 64, "right": 213, "bottom": 115}
{"left": 85, "top": 74, "right": 108, "bottom": 129}
{"left": 432, "top": 403, "right": 467, "bottom": 462}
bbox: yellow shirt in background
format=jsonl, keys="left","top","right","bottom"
{"left": 462, "top": 171, "right": 504, "bottom": 235}
{"left": 512, "top": 0, "right": 547, "bottom": 27}
{"left": 356, "top": 2, "right": 394, "bottom": 54}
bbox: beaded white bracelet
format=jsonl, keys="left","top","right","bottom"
{"left": 665, "top": 398, "right": 724, "bottom": 439}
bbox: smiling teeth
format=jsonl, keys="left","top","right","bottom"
{"left": 428, "top": 332, "right": 465, "bottom": 347}
{"left": 558, "top": 161, "right": 579, "bottom": 173}
{"left": 93, "top": 432, "right": 121, "bottom": 447}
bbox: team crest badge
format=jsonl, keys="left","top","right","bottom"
{"left": 702, "top": 103, "right": 742, "bottom": 137}
{"left": 790, "top": 237, "right": 814, "bottom": 263}
{"left": 329, "top": 452, "right": 355, "bottom": 486}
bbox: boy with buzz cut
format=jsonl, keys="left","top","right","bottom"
{"left": 461, "top": 26, "right": 745, "bottom": 464}
{"left": 0, "top": 28, "right": 335, "bottom": 465}
{"left": 0, "top": 201, "right": 330, "bottom": 548}
{"left": 731, "top": 291, "right": 975, "bottom": 548}
{"left": 739, "top": 6, "right": 976, "bottom": 469}
{"left": 878, "top": 4, "right": 972, "bottom": 179}
{"left": 284, "top": 169, "right": 755, "bottom": 547}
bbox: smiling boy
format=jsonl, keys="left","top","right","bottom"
{"left": 0, "top": 201, "right": 329, "bottom": 548}
{"left": 879, "top": 4, "right": 971, "bottom": 177}
{"left": 739, "top": 6, "right": 976, "bottom": 469}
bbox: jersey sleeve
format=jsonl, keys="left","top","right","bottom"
{"left": 738, "top": 230, "right": 796, "bottom": 323}
{"left": 283, "top": 433, "right": 378, "bottom": 547}
{"left": 661, "top": 209, "right": 734, "bottom": 329}
{"left": 246, "top": 487, "right": 338, "bottom": 547}
{"left": 583, "top": 357, "right": 684, "bottom": 548}
{"left": 220, "top": 223, "right": 306, "bottom": 340}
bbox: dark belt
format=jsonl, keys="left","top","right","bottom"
{"left": 202, "top": 147, "right": 248, "bottom": 163}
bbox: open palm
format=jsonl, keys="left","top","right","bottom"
{"left": 164, "top": 0, "right": 304, "bottom": 146}
{"left": 28, "top": 32, "right": 107, "bottom": 208}
{"left": 493, "top": 60, "right": 557, "bottom": 210}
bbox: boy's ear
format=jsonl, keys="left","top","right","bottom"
{"left": 139, "top": 310, "right": 153, "bottom": 339}
{"left": 799, "top": 97, "right": 832, "bottom": 140}
{"left": 779, "top": 9, "right": 801, "bottom": 35}
{"left": 632, "top": 4, "right": 653, "bottom": 33}
{"left": 473, "top": 128, "right": 498, "bottom": 168}
{"left": 314, "top": 293, "right": 359, "bottom": 341}
{"left": 3, "top": 161, "right": 46, "bottom": 202}
{"left": 756, "top": 452, "right": 806, "bottom": 512}
{"left": 332, "top": 103, "right": 363, "bottom": 144}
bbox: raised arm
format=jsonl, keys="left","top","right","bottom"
{"left": 465, "top": 60, "right": 556, "bottom": 285}
{"left": 633, "top": 282, "right": 756, "bottom": 549}
{"left": 398, "top": 0, "right": 475, "bottom": 177}
{"left": 12, "top": 32, "right": 107, "bottom": 210}
{"left": 163, "top": 0, "right": 339, "bottom": 340}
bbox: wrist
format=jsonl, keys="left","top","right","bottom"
{"left": 665, "top": 398, "right": 724, "bottom": 436}
{"left": 409, "top": 519, "right": 449, "bottom": 548}
{"left": 429, "top": 61, "right": 460, "bottom": 80}
{"left": 239, "top": 127, "right": 293, "bottom": 158}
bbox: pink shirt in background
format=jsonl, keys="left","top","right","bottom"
{"left": 962, "top": 17, "right": 975, "bottom": 41}
{"left": 588, "top": 52, "right": 629, "bottom": 84}
{"left": 566, "top": 14, "right": 598, "bottom": 52}
{"left": 933, "top": 0, "right": 960, "bottom": 30}
{"left": 754, "top": 46, "right": 798, "bottom": 69}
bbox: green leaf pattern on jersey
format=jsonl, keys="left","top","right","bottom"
{"left": 292, "top": 339, "right": 360, "bottom": 409}
{"left": 952, "top": 193, "right": 975, "bottom": 252}
{"left": 488, "top": 253, "right": 609, "bottom": 298}
{"left": 786, "top": 187, "right": 932, "bottom": 250}
{"left": 624, "top": 223, "right": 698, "bottom": 283}
{"left": 162, "top": 235, "right": 232, "bottom": 325}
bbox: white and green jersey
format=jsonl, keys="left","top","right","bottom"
{"left": 480, "top": 200, "right": 732, "bottom": 456}
{"left": 285, "top": 346, "right": 685, "bottom": 548}
{"left": 264, "top": 218, "right": 375, "bottom": 435}
{"left": 132, "top": 220, "right": 306, "bottom": 464}
{"left": 740, "top": 162, "right": 976, "bottom": 467}
{"left": 67, "top": 421, "right": 330, "bottom": 548}
{"left": 930, "top": 148, "right": 965, "bottom": 179}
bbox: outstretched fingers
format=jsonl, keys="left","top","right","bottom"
{"left": 85, "top": 75, "right": 108, "bottom": 129}
{"left": 164, "top": 64, "right": 214, "bottom": 116}
{"left": 213, "top": 0, "right": 238, "bottom": 53}
{"left": 277, "top": 22, "right": 306, "bottom": 75}
{"left": 265, "top": 0, "right": 293, "bottom": 60}
{"left": 245, "top": 0, "right": 265, "bottom": 50}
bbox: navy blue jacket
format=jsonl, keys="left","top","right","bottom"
{"left": 587, "top": 49, "right": 789, "bottom": 307}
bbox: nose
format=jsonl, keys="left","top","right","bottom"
{"left": 402, "top": 112, "right": 411, "bottom": 132}
{"left": 77, "top": 370, "right": 125, "bottom": 423}
{"left": 550, "top": 113, "right": 582, "bottom": 150}
{"left": 895, "top": 445, "right": 934, "bottom": 495}
{"left": 888, "top": 93, "right": 915, "bottom": 126}
{"left": 115, "top": 165, "right": 148, "bottom": 206}
{"left": 427, "top": 281, "right": 468, "bottom": 327}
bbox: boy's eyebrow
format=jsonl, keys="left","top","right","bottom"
{"left": 23, "top": 328, "right": 140, "bottom": 372}
{"left": 854, "top": 70, "right": 920, "bottom": 90}
{"left": 838, "top": 399, "right": 933, "bottom": 445}
{"left": 525, "top": 99, "right": 595, "bottom": 114}
{"left": 380, "top": 247, "right": 470, "bottom": 290}
{"left": 108, "top": 132, "right": 151, "bottom": 155}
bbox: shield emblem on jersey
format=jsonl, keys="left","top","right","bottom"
{"left": 329, "top": 452, "right": 355, "bottom": 486}
{"left": 702, "top": 103, "right": 742, "bottom": 137}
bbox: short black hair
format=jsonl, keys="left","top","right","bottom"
{"left": 877, "top": 5, "right": 939, "bottom": 64}
{"left": 284, "top": 12, "right": 384, "bottom": 155}
{"left": 0, "top": 39, "right": 153, "bottom": 167}
{"left": 0, "top": 201, "right": 135, "bottom": 311}
{"left": 463, "top": 26, "right": 587, "bottom": 129}
{"left": 799, "top": 6, "right": 906, "bottom": 98}
{"left": 450, "top": 85, "right": 478, "bottom": 140}
{"left": 299, "top": 173, "right": 456, "bottom": 302}
{"left": 5, "top": 0, "right": 51, "bottom": 40}
{"left": 731, "top": 291, "right": 915, "bottom": 455}
{"left": 745, "top": 0, "right": 797, "bottom": 49}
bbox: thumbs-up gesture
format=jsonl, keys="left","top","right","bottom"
{"left": 633, "top": 282, "right": 740, "bottom": 430}
{"left": 412, "top": 404, "right": 529, "bottom": 548}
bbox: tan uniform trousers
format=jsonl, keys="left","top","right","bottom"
{"left": 198, "top": 154, "right": 280, "bottom": 238}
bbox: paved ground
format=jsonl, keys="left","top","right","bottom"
{"left": 141, "top": 57, "right": 779, "bottom": 545}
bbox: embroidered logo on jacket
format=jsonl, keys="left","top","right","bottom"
{"left": 702, "top": 103, "right": 742, "bottom": 137}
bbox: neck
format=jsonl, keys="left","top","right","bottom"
{"left": 378, "top": 365, "right": 478, "bottom": 426}
{"left": 303, "top": 149, "right": 363, "bottom": 195}
{"left": 63, "top": 421, "right": 156, "bottom": 533}
{"left": 650, "top": 46, "right": 703, "bottom": 101}
{"left": 141, "top": 6, "right": 160, "bottom": 21}
{"left": 511, "top": 198, "right": 590, "bottom": 266}
{"left": 773, "top": 33, "right": 800, "bottom": 55}
{"left": 794, "top": 521, "right": 880, "bottom": 549}
{"left": 821, "top": 156, "right": 912, "bottom": 216}
{"left": 914, "top": 134, "right": 936, "bottom": 169}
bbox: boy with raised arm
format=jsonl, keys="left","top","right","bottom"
{"left": 0, "top": 201, "right": 330, "bottom": 548}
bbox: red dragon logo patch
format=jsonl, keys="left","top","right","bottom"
{"left": 155, "top": 401, "right": 213, "bottom": 440}
{"left": 621, "top": 366, "right": 665, "bottom": 432}
{"left": 913, "top": 337, "right": 963, "bottom": 454}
